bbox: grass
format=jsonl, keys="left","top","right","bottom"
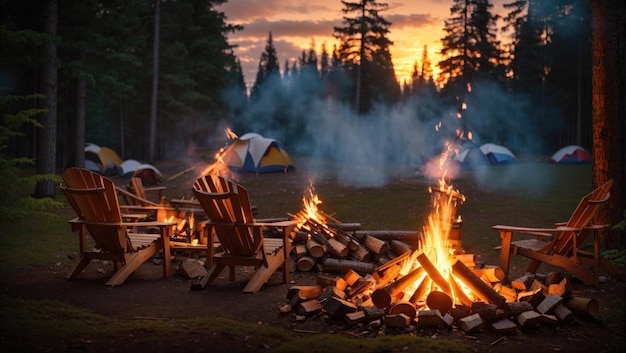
{"left": 0, "top": 160, "right": 615, "bottom": 352}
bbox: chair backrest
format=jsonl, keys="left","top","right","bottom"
{"left": 193, "top": 175, "right": 260, "bottom": 257}
{"left": 130, "top": 177, "right": 149, "bottom": 202}
{"left": 61, "top": 167, "right": 129, "bottom": 252}
{"left": 550, "top": 179, "right": 613, "bottom": 255}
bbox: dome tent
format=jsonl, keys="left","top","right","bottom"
{"left": 221, "top": 133, "right": 295, "bottom": 173}
{"left": 479, "top": 143, "right": 517, "bottom": 165}
{"left": 84, "top": 143, "right": 123, "bottom": 175}
{"left": 549, "top": 145, "right": 592, "bottom": 164}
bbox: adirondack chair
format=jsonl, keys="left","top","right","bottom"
{"left": 493, "top": 179, "right": 622, "bottom": 286}
{"left": 61, "top": 167, "right": 176, "bottom": 286}
{"left": 125, "top": 176, "right": 167, "bottom": 205}
{"left": 191, "top": 175, "right": 296, "bottom": 293}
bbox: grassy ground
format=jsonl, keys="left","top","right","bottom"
{"left": 2, "top": 159, "right": 621, "bottom": 353}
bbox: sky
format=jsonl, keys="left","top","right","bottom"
{"left": 217, "top": 0, "right": 509, "bottom": 90}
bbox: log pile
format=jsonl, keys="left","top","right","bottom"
{"left": 284, "top": 254, "right": 600, "bottom": 336}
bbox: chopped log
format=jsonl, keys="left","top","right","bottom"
{"left": 293, "top": 231, "right": 310, "bottom": 244}
{"left": 372, "top": 263, "right": 402, "bottom": 289}
{"left": 389, "top": 240, "right": 413, "bottom": 256}
{"left": 354, "top": 230, "right": 421, "bottom": 243}
{"left": 348, "top": 278, "right": 374, "bottom": 297}
{"left": 408, "top": 276, "right": 432, "bottom": 305}
{"left": 544, "top": 271, "right": 562, "bottom": 285}
{"left": 491, "top": 319, "right": 518, "bottom": 335}
{"left": 441, "top": 313, "right": 454, "bottom": 327}
{"left": 294, "top": 244, "right": 308, "bottom": 259}
{"left": 417, "top": 309, "right": 443, "bottom": 327}
{"left": 287, "top": 285, "right": 323, "bottom": 301}
{"left": 349, "top": 245, "right": 370, "bottom": 262}
{"left": 492, "top": 283, "right": 517, "bottom": 303}
{"left": 458, "top": 313, "right": 484, "bottom": 333}
{"left": 327, "top": 222, "right": 361, "bottom": 232}
{"left": 363, "top": 235, "right": 388, "bottom": 254}
{"left": 343, "top": 269, "right": 362, "bottom": 286}
{"left": 344, "top": 310, "right": 365, "bottom": 326}
{"left": 548, "top": 277, "right": 570, "bottom": 297}
{"left": 536, "top": 294, "right": 563, "bottom": 314}
{"left": 180, "top": 259, "right": 207, "bottom": 279}
{"left": 316, "top": 273, "right": 346, "bottom": 290}
{"left": 318, "top": 285, "right": 347, "bottom": 302}
{"left": 516, "top": 310, "right": 541, "bottom": 328}
{"left": 451, "top": 260, "right": 506, "bottom": 307}
{"left": 517, "top": 287, "right": 542, "bottom": 302}
{"left": 306, "top": 238, "right": 326, "bottom": 258}
{"left": 565, "top": 296, "right": 598, "bottom": 316}
{"left": 296, "top": 256, "right": 317, "bottom": 272}
{"left": 511, "top": 273, "right": 535, "bottom": 291}
{"left": 374, "top": 250, "right": 413, "bottom": 274}
{"left": 333, "top": 232, "right": 361, "bottom": 252}
{"left": 426, "top": 290, "right": 453, "bottom": 314}
{"left": 417, "top": 253, "right": 452, "bottom": 297}
{"left": 529, "top": 278, "right": 547, "bottom": 292}
{"left": 384, "top": 313, "right": 412, "bottom": 328}
{"left": 327, "top": 237, "right": 349, "bottom": 258}
{"left": 388, "top": 301, "right": 417, "bottom": 319}
{"left": 541, "top": 313, "right": 559, "bottom": 326}
{"left": 448, "top": 273, "right": 474, "bottom": 307}
{"left": 472, "top": 302, "right": 499, "bottom": 322}
{"left": 371, "top": 267, "right": 425, "bottom": 309}
{"left": 504, "top": 301, "right": 535, "bottom": 318}
{"left": 362, "top": 305, "right": 385, "bottom": 321}
{"left": 322, "top": 258, "right": 375, "bottom": 276}
{"left": 322, "top": 296, "right": 358, "bottom": 320}
{"left": 472, "top": 265, "right": 505, "bottom": 283}
{"left": 450, "top": 306, "right": 471, "bottom": 321}
{"left": 297, "top": 299, "right": 323, "bottom": 316}
{"left": 453, "top": 254, "right": 477, "bottom": 269}
{"left": 553, "top": 303, "right": 573, "bottom": 322}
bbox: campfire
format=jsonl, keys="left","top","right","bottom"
{"left": 285, "top": 143, "right": 596, "bottom": 335}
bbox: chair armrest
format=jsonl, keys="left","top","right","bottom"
{"left": 68, "top": 218, "right": 177, "bottom": 228}
{"left": 492, "top": 225, "right": 579, "bottom": 237}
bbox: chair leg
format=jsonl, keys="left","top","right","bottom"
{"left": 105, "top": 242, "right": 160, "bottom": 286}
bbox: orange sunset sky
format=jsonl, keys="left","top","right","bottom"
{"left": 218, "top": 0, "right": 509, "bottom": 89}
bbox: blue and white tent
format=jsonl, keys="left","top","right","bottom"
{"left": 479, "top": 143, "right": 517, "bottom": 165}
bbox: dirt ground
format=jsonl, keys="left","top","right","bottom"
{"left": 3, "top": 159, "right": 625, "bottom": 352}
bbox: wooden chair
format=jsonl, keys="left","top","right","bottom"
{"left": 493, "top": 179, "right": 623, "bottom": 286}
{"left": 191, "top": 175, "right": 296, "bottom": 293}
{"left": 126, "top": 176, "right": 167, "bottom": 205}
{"left": 61, "top": 167, "right": 176, "bottom": 286}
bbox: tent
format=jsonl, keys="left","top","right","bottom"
{"left": 221, "top": 133, "right": 295, "bottom": 173}
{"left": 480, "top": 143, "right": 517, "bottom": 165}
{"left": 453, "top": 141, "right": 490, "bottom": 171}
{"left": 549, "top": 145, "right": 592, "bottom": 164}
{"left": 119, "top": 159, "right": 164, "bottom": 185}
{"left": 84, "top": 143, "right": 123, "bottom": 175}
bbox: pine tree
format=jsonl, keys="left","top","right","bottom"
{"left": 333, "top": 0, "right": 399, "bottom": 113}
{"left": 250, "top": 31, "right": 280, "bottom": 100}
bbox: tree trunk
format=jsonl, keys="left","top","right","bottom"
{"left": 34, "top": 0, "right": 58, "bottom": 198}
{"left": 591, "top": 0, "right": 624, "bottom": 249}
{"left": 75, "top": 76, "right": 86, "bottom": 169}
{"left": 148, "top": 0, "right": 160, "bottom": 163}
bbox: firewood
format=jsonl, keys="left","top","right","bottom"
{"left": 458, "top": 313, "right": 484, "bottom": 333}
{"left": 426, "top": 290, "right": 453, "bottom": 314}
{"left": 417, "top": 253, "right": 452, "bottom": 297}
{"left": 516, "top": 310, "right": 541, "bottom": 328}
{"left": 363, "top": 235, "right": 388, "bottom": 254}
{"left": 536, "top": 294, "right": 563, "bottom": 314}
{"left": 316, "top": 273, "right": 343, "bottom": 288}
{"left": 544, "top": 271, "right": 561, "bottom": 285}
{"left": 344, "top": 310, "right": 365, "bottom": 326}
{"left": 553, "top": 303, "right": 573, "bottom": 322}
{"left": 333, "top": 232, "right": 361, "bottom": 252}
{"left": 517, "top": 287, "right": 542, "bottom": 302}
{"left": 362, "top": 305, "right": 385, "bottom": 321}
{"left": 318, "top": 285, "right": 346, "bottom": 302}
{"left": 448, "top": 273, "right": 474, "bottom": 307}
{"left": 389, "top": 301, "right": 417, "bottom": 319}
{"left": 384, "top": 313, "right": 411, "bottom": 328}
{"left": 296, "top": 256, "right": 317, "bottom": 272}
{"left": 297, "top": 299, "right": 323, "bottom": 316}
{"left": 327, "top": 237, "right": 349, "bottom": 258}
{"left": 322, "top": 296, "right": 358, "bottom": 320}
{"left": 180, "top": 259, "right": 207, "bottom": 279}
{"left": 294, "top": 244, "right": 308, "bottom": 259}
{"left": 372, "top": 263, "right": 402, "bottom": 289}
{"left": 504, "top": 301, "right": 535, "bottom": 318}
{"left": 491, "top": 319, "right": 518, "bottom": 335}
{"left": 541, "top": 313, "right": 559, "bottom": 326}
{"left": 451, "top": 260, "right": 506, "bottom": 307}
{"left": 453, "top": 254, "right": 477, "bottom": 269}
{"left": 287, "top": 285, "right": 323, "bottom": 301}
{"left": 565, "top": 296, "right": 598, "bottom": 316}
{"left": 548, "top": 277, "right": 570, "bottom": 298}
{"left": 371, "top": 267, "right": 424, "bottom": 309}
{"left": 322, "top": 258, "right": 375, "bottom": 276}
{"left": 349, "top": 245, "right": 370, "bottom": 262}
{"left": 293, "top": 231, "right": 310, "bottom": 244}
{"left": 354, "top": 230, "right": 421, "bottom": 243}
{"left": 343, "top": 269, "right": 362, "bottom": 286}
{"left": 348, "top": 277, "right": 374, "bottom": 297}
{"left": 472, "top": 302, "right": 499, "bottom": 322}
{"left": 472, "top": 265, "right": 505, "bottom": 283}
{"left": 389, "top": 240, "right": 413, "bottom": 256}
{"left": 408, "top": 276, "right": 432, "bottom": 305}
{"left": 327, "top": 222, "right": 361, "bottom": 232}
{"left": 417, "top": 309, "right": 443, "bottom": 327}
{"left": 492, "top": 283, "right": 517, "bottom": 303}
{"left": 374, "top": 250, "right": 413, "bottom": 274}
{"left": 511, "top": 273, "right": 535, "bottom": 290}
{"left": 306, "top": 238, "right": 326, "bottom": 258}
{"left": 450, "top": 305, "right": 471, "bottom": 321}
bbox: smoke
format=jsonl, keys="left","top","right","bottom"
{"left": 220, "top": 75, "right": 559, "bottom": 190}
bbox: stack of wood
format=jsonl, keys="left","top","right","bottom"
{"left": 285, "top": 253, "right": 600, "bottom": 335}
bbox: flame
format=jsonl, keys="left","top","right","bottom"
{"left": 292, "top": 182, "right": 333, "bottom": 235}
{"left": 198, "top": 128, "right": 238, "bottom": 178}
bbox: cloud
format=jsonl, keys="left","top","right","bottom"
{"left": 387, "top": 13, "right": 439, "bottom": 30}
{"left": 231, "top": 18, "right": 339, "bottom": 40}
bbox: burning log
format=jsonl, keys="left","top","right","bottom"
{"left": 354, "top": 230, "right": 421, "bottom": 243}
{"left": 408, "top": 276, "right": 432, "bottom": 305}
{"left": 472, "top": 265, "right": 505, "bottom": 283}
{"left": 451, "top": 260, "right": 506, "bottom": 307}
{"left": 448, "top": 273, "right": 474, "bottom": 307}
{"left": 416, "top": 253, "right": 452, "bottom": 297}
{"left": 371, "top": 267, "right": 425, "bottom": 309}
{"left": 425, "top": 290, "right": 453, "bottom": 314}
